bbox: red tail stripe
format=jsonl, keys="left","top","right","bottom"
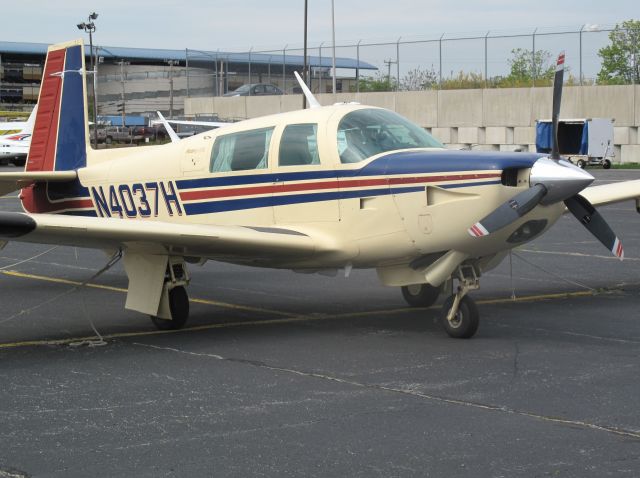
{"left": 27, "top": 49, "right": 65, "bottom": 172}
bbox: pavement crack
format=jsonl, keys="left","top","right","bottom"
{"left": 511, "top": 341, "right": 520, "bottom": 383}
{"left": 133, "top": 342, "right": 640, "bottom": 441}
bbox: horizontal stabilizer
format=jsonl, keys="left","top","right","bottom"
{"left": 0, "top": 171, "right": 78, "bottom": 196}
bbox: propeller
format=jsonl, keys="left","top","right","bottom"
{"left": 468, "top": 52, "right": 624, "bottom": 260}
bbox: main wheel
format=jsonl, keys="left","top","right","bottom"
{"left": 401, "top": 283, "right": 443, "bottom": 307}
{"left": 440, "top": 295, "right": 479, "bottom": 339}
{"left": 577, "top": 159, "right": 586, "bottom": 169}
{"left": 603, "top": 159, "right": 612, "bottom": 169}
{"left": 150, "top": 286, "right": 189, "bottom": 330}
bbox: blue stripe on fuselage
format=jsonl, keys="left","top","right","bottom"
{"left": 175, "top": 150, "right": 543, "bottom": 190}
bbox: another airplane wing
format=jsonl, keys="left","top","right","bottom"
{"left": 0, "top": 171, "right": 78, "bottom": 196}
{"left": 0, "top": 212, "right": 324, "bottom": 261}
{"left": 152, "top": 118, "right": 231, "bottom": 128}
{"left": 577, "top": 180, "right": 640, "bottom": 208}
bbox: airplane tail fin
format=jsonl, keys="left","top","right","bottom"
{"left": 21, "top": 104, "right": 38, "bottom": 135}
{"left": 26, "top": 39, "right": 89, "bottom": 173}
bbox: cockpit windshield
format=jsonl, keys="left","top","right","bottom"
{"left": 337, "top": 108, "right": 443, "bottom": 163}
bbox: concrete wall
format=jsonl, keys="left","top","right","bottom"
{"left": 185, "top": 85, "right": 640, "bottom": 163}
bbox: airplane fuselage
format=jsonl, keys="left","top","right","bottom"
{"left": 20, "top": 104, "right": 564, "bottom": 272}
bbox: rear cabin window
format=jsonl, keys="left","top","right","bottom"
{"left": 210, "top": 127, "right": 274, "bottom": 172}
{"left": 337, "top": 109, "right": 443, "bottom": 163}
{"left": 278, "top": 124, "right": 320, "bottom": 166}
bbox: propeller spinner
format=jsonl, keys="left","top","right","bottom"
{"left": 468, "top": 52, "right": 624, "bottom": 260}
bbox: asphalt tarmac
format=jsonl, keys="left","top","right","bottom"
{"left": 0, "top": 166, "right": 639, "bottom": 477}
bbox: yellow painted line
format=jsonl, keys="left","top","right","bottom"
{"left": 0, "top": 285, "right": 608, "bottom": 350}
{"left": 1, "top": 269, "right": 297, "bottom": 318}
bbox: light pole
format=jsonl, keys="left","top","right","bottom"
{"left": 77, "top": 12, "right": 99, "bottom": 148}
{"left": 167, "top": 60, "right": 178, "bottom": 117}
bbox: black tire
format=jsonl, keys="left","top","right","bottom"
{"left": 603, "top": 159, "right": 612, "bottom": 170}
{"left": 11, "top": 158, "right": 26, "bottom": 167}
{"left": 440, "top": 295, "right": 479, "bottom": 339}
{"left": 401, "top": 283, "right": 442, "bottom": 307}
{"left": 105, "top": 136, "right": 113, "bottom": 145}
{"left": 577, "top": 159, "right": 586, "bottom": 169}
{"left": 150, "top": 286, "right": 189, "bottom": 330}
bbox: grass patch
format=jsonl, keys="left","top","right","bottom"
{"left": 612, "top": 163, "right": 640, "bottom": 169}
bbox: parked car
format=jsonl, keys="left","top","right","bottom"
{"left": 223, "top": 83, "right": 283, "bottom": 97}
{"left": 132, "top": 125, "right": 157, "bottom": 142}
{"left": 103, "top": 126, "right": 144, "bottom": 144}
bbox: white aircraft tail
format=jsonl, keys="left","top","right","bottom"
{"left": 21, "top": 104, "right": 38, "bottom": 135}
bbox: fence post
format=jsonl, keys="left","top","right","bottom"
{"left": 439, "top": 33, "right": 444, "bottom": 87}
{"left": 282, "top": 45, "right": 287, "bottom": 93}
{"left": 396, "top": 37, "right": 401, "bottom": 91}
{"left": 532, "top": 28, "right": 537, "bottom": 87}
{"left": 484, "top": 31, "right": 490, "bottom": 88}
{"left": 579, "top": 24, "right": 584, "bottom": 85}
{"left": 185, "top": 48, "right": 190, "bottom": 98}
{"left": 356, "top": 40, "right": 361, "bottom": 93}
{"left": 248, "top": 47, "right": 252, "bottom": 94}
{"left": 214, "top": 50, "right": 219, "bottom": 96}
{"left": 319, "top": 42, "right": 324, "bottom": 94}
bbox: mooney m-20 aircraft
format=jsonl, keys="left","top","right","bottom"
{"left": 0, "top": 40, "right": 639, "bottom": 338}
{"left": 0, "top": 107, "right": 36, "bottom": 165}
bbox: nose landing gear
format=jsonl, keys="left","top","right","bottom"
{"left": 440, "top": 265, "right": 480, "bottom": 338}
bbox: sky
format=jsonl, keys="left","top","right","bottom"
{"left": 2, "top": 1, "right": 637, "bottom": 79}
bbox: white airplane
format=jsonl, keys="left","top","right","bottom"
{"left": 0, "top": 106, "right": 37, "bottom": 164}
{"left": 0, "top": 40, "right": 638, "bottom": 338}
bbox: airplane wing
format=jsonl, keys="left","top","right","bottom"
{"left": 152, "top": 118, "right": 231, "bottom": 128}
{"left": 577, "top": 180, "right": 640, "bottom": 208}
{"left": 0, "top": 212, "right": 324, "bottom": 261}
{"left": 0, "top": 171, "right": 77, "bottom": 196}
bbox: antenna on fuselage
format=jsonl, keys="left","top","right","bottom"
{"left": 156, "top": 111, "right": 181, "bottom": 143}
{"left": 294, "top": 71, "right": 321, "bottom": 109}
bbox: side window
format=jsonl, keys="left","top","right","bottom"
{"left": 278, "top": 124, "right": 320, "bottom": 167}
{"left": 210, "top": 127, "right": 274, "bottom": 172}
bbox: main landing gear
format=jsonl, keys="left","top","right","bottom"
{"left": 439, "top": 265, "right": 480, "bottom": 339}
{"left": 150, "top": 259, "right": 191, "bottom": 331}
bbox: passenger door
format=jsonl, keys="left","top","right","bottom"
{"left": 273, "top": 123, "right": 340, "bottom": 224}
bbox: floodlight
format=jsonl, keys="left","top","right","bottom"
{"left": 77, "top": 23, "right": 86, "bottom": 30}
{"left": 89, "top": 12, "right": 98, "bottom": 20}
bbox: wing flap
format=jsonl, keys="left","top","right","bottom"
{"left": 0, "top": 171, "right": 78, "bottom": 196}
{"left": 0, "top": 212, "right": 322, "bottom": 261}
{"left": 578, "top": 179, "right": 640, "bottom": 208}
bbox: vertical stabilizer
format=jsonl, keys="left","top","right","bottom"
{"left": 27, "top": 39, "right": 89, "bottom": 172}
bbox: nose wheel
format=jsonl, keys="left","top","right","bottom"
{"left": 440, "top": 265, "right": 480, "bottom": 338}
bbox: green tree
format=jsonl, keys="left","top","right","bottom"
{"left": 502, "top": 48, "right": 555, "bottom": 87}
{"left": 597, "top": 19, "right": 640, "bottom": 85}
{"left": 400, "top": 66, "right": 438, "bottom": 91}
{"left": 356, "top": 72, "right": 396, "bottom": 92}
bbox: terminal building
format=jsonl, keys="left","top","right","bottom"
{"left": 0, "top": 40, "right": 376, "bottom": 118}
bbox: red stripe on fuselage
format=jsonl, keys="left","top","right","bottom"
{"left": 179, "top": 172, "right": 501, "bottom": 202}
{"left": 27, "top": 49, "right": 65, "bottom": 172}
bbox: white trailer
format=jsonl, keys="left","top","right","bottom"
{"left": 536, "top": 118, "right": 614, "bottom": 169}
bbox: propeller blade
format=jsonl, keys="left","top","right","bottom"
{"left": 468, "top": 184, "right": 547, "bottom": 237}
{"left": 550, "top": 51, "right": 565, "bottom": 160}
{"left": 564, "top": 194, "right": 624, "bottom": 260}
